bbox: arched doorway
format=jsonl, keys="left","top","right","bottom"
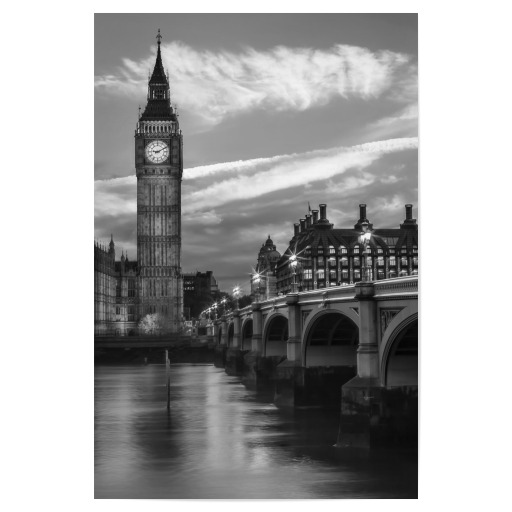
{"left": 264, "top": 315, "right": 288, "bottom": 356}
{"left": 305, "top": 311, "right": 358, "bottom": 367}
{"left": 242, "top": 319, "right": 253, "bottom": 351}
{"left": 385, "top": 319, "right": 418, "bottom": 387}
{"left": 227, "top": 323, "right": 234, "bottom": 347}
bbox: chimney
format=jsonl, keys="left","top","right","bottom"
{"left": 400, "top": 204, "right": 417, "bottom": 228}
{"left": 354, "top": 203, "right": 373, "bottom": 231}
{"left": 359, "top": 204, "right": 367, "bottom": 222}
{"left": 306, "top": 214, "right": 312, "bottom": 228}
{"left": 319, "top": 204, "right": 327, "bottom": 220}
{"left": 294, "top": 223, "right": 300, "bottom": 236}
{"left": 312, "top": 210, "right": 319, "bottom": 224}
{"left": 300, "top": 218, "right": 306, "bottom": 232}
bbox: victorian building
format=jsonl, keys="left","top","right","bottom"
{"left": 94, "top": 31, "right": 184, "bottom": 335}
{"left": 251, "top": 236, "right": 281, "bottom": 300}
{"left": 275, "top": 203, "right": 418, "bottom": 295}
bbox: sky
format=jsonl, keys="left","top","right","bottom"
{"left": 94, "top": 13, "right": 418, "bottom": 294}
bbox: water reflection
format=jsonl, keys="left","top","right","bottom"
{"left": 95, "top": 364, "right": 417, "bottom": 499}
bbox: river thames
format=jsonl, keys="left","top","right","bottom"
{"left": 95, "top": 364, "right": 417, "bottom": 499}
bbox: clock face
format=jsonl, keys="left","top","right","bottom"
{"left": 145, "top": 140, "right": 169, "bottom": 164}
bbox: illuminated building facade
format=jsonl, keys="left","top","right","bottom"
{"left": 276, "top": 203, "right": 418, "bottom": 295}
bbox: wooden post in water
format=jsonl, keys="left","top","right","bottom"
{"left": 165, "top": 349, "right": 171, "bottom": 409}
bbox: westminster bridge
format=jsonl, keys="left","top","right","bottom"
{"left": 210, "top": 276, "right": 418, "bottom": 449}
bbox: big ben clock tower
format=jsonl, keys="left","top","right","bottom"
{"left": 135, "top": 30, "right": 183, "bottom": 332}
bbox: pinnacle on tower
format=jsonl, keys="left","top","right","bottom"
{"left": 149, "top": 29, "right": 167, "bottom": 85}
{"left": 140, "top": 29, "right": 176, "bottom": 121}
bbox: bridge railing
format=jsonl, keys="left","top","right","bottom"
{"left": 259, "top": 295, "right": 288, "bottom": 312}
{"left": 297, "top": 284, "right": 357, "bottom": 305}
{"left": 373, "top": 275, "right": 418, "bottom": 298}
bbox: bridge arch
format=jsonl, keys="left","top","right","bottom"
{"left": 302, "top": 310, "right": 359, "bottom": 367}
{"left": 381, "top": 314, "right": 418, "bottom": 387}
{"left": 227, "top": 322, "right": 234, "bottom": 347}
{"left": 263, "top": 314, "right": 288, "bottom": 357}
{"left": 241, "top": 318, "right": 253, "bottom": 351}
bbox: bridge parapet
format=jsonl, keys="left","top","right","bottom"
{"left": 298, "top": 284, "right": 357, "bottom": 308}
{"left": 373, "top": 276, "right": 418, "bottom": 299}
{"left": 259, "top": 295, "right": 288, "bottom": 313}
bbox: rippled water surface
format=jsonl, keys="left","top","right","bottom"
{"left": 95, "top": 364, "right": 417, "bottom": 499}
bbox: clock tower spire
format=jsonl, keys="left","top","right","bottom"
{"left": 135, "top": 30, "right": 183, "bottom": 332}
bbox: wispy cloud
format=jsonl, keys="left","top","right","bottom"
{"left": 184, "top": 137, "right": 417, "bottom": 212}
{"left": 95, "top": 41, "right": 416, "bottom": 127}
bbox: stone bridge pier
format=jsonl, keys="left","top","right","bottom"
{"left": 214, "top": 276, "right": 418, "bottom": 450}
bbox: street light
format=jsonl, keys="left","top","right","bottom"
{"left": 220, "top": 297, "right": 227, "bottom": 315}
{"left": 358, "top": 220, "right": 373, "bottom": 282}
{"left": 289, "top": 253, "right": 298, "bottom": 293}
{"left": 252, "top": 272, "right": 262, "bottom": 301}
{"left": 212, "top": 302, "right": 218, "bottom": 320}
{"left": 233, "top": 286, "right": 241, "bottom": 310}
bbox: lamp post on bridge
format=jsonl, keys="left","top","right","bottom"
{"left": 220, "top": 297, "right": 227, "bottom": 315}
{"left": 233, "top": 286, "right": 241, "bottom": 310}
{"left": 289, "top": 254, "right": 298, "bottom": 293}
{"left": 358, "top": 221, "right": 373, "bottom": 282}
{"left": 252, "top": 272, "right": 263, "bottom": 302}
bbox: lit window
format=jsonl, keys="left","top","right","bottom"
{"left": 317, "top": 269, "right": 325, "bottom": 279}
{"left": 378, "top": 269, "right": 385, "bottom": 279}
{"left": 339, "top": 246, "right": 348, "bottom": 254}
{"left": 329, "top": 246, "right": 335, "bottom": 255}
{"left": 329, "top": 257, "right": 336, "bottom": 267}
{"left": 317, "top": 258, "right": 324, "bottom": 267}
{"left": 354, "top": 269, "right": 361, "bottom": 279}
{"left": 401, "top": 247, "right": 408, "bottom": 254}
{"left": 389, "top": 256, "right": 396, "bottom": 266}
{"left": 366, "top": 256, "right": 372, "bottom": 266}
{"left": 304, "top": 269, "right": 312, "bottom": 280}
{"left": 377, "top": 247, "right": 383, "bottom": 254}
{"left": 342, "top": 269, "right": 349, "bottom": 279}
{"left": 353, "top": 246, "right": 360, "bottom": 254}
{"left": 341, "top": 257, "right": 348, "bottom": 267}
{"left": 401, "top": 257, "right": 408, "bottom": 266}
{"left": 413, "top": 257, "right": 418, "bottom": 266}
{"left": 353, "top": 257, "right": 360, "bottom": 266}
{"left": 378, "top": 256, "right": 384, "bottom": 266}
{"left": 329, "top": 269, "right": 337, "bottom": 280}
